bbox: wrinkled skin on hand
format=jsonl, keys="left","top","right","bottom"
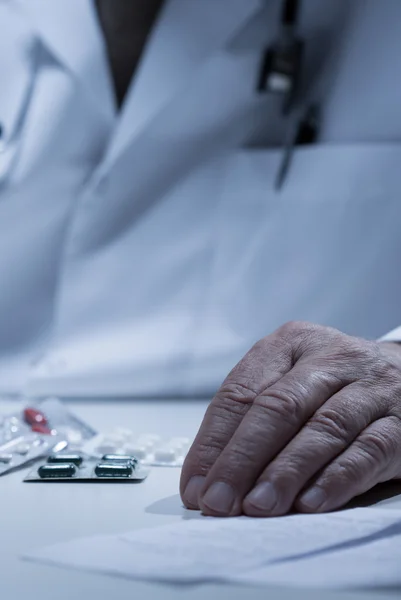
{"left": 180, "top": 322, "right": 401, "bottom": 517}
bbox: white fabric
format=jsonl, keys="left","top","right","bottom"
{"left": 380, "top": 327, "right": 401, "bottom": 343}
{"left": 24, "top": 507, "right": 401, "bottom": 588}
{"left": 0, "top": 0, "right": 401, "bottom": 396}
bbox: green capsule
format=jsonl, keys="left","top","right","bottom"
{"left": 47, "top": 454, "right": 83, "bottom": 466}
{"left": 95, "top": 462, "right": 133, "bottom": 478}
{"left": 38, "top": 463, "right": 76, "bottom": 479}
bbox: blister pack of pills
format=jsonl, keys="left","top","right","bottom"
{"left": 24, "top": 452, "right": 149, "bottom": 483}
{"left": 0, "top": 397, "right": 97, "bottom": 476}
{"left": 83, "top": 429, "right": 192, "bottom": 467}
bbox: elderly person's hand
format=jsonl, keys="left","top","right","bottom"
{"left": 180, "top": 322, "right": 401, "bottom": 517}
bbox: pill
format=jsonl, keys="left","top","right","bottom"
{"left": 48, "top": 454, "right": 83, "bottom": 466}
{"left": 123, "top": 445, "right": 147, "bottom": 460}
{"left": 169, "top": 441, "right": 186, "bottom": 452}
{"left": 113, "top": 428, "right": 134, "bottom": 441}
{"left": 14, "top": 443, "right": 30, "bottom": 455}
{"left": 170, "top": 437, "right": 190, "bottom": 446}
{"left": 32, "top": 438, "right": 46, "bottom": 448}
{"left": 50, "top": 440, "right": 68, "bottom": 453}
{"left": 142, "top": 440, "right": 157, "bottom": 451}
{"left": 0, "top": 454, "right": 12, "bottom": 464}
{"left": 137, "top": 434, "right": 161, "bottom": 444}
{"left": 24, "top": 407, "right": 49, "bottom": 427}
{"left": 31, "top": 423, "right": 52, "bottom": 435}
{"left": 153, "top": 448, "right": 177, "bottom": 463}
{"left": 38, "top": 463, "right": 76, "bottom": 478}
{"left": 55, "top": 426, "right": 83, "bottom": 445}
{"left": 102, "top": 454, "right": 138, "bottom": 466}
{"left": 95, "top": 443, "right": 119, "bottom": 455}
{"left": 104, "top": 434, "right": 126, "bottom": 447}
{"left": 95, "top": 463, "right": 133, "bottom": 478}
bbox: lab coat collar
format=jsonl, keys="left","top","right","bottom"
{"left": 13, "top": 0, "right": 116, "bottom": 121}
{"left": 102, "top": 0, "right": 262, "bottom": 170}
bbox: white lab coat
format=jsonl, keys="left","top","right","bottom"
{"left": 1, "top": 0, "right": 401, "bottom": 397}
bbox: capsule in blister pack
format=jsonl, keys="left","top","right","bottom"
{"left": 83, "top": 430, "right": 192, "bottom": 467}
{"left": 0, "top": 397, "right": 97, "bottom": 476}
{"left": 24, "top": 452, "right": 148, "bottom": 483}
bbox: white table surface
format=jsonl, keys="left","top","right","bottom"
{"left": 1, "top": 398, "right": 401, "bottom": 600}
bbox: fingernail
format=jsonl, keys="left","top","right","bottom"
{"left": 183, "top": 476, "right": 205, "bottom": 508}
{"left": 202, "top": 482, "right": 236, "bottom": 515}
{"left": 246, "top": 481, "right": 277, "bottom": 512}
{"left": 299, "top": 486, "right": 327, "bottom": 511}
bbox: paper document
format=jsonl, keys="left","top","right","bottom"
{"left": 239, "top": 530, "right": 401, "bottom": 588}
{"left": 24, "top": 507, "right": 401, "bottom": 588}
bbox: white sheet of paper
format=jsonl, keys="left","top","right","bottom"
{"left": 24, "top": 507, "right": 401, "bottom": 587}
{"left": 238, "top": 530, "right": 401, "bottom": 589}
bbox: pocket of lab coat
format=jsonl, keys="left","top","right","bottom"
{"left": 0, "top": 6, "right": 39, "bottom": 184}
{"left": 190, "top": 143, "right": 401, "bottom": 385}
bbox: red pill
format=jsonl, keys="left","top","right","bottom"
{"left": 24, "top": 408, "right": 49, "bottom": 428}
{"left": 31, "top": 423, "right": 52, "bottom": 435}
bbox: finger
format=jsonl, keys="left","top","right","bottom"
{"left": 180, "top": 336, "right": 293, "bottom": 509}
{"left": 296, "top": 416, "right": 401, "bottom": 513}
{"left": 243, "top": 383, "right": 387, "bottom": 516}
{"left": 198, "top": 362, "right": 347, "bottom": 516}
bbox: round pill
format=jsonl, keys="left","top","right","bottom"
{"left": 170, "top": 437, "right": 190, "bottom": 447}
{"left": 62, "top": 427, "right": 84, "bottom": 445}
{"left": 144, "top": 440, "right": 158, "bottom": 451}
{"left": 113, "top": 427, "right": 134, "bottom": 441}
{"left": 153, "top": 448, "right": 177, "bottom": 463}
{"left": 0, "top": 454, "right": 12, "bottom": 464}
{"left": 137, "top": 434, "right": 161, "bottom": 445}
{"left": 169, "top": 440, "right": 187, "bottom": 452}
{"left": 170, "top": 436, "right": 190, "bottom": 443}
{"left": 95, "top": 443, "right": 120, "bottom": 455}
{"left": 104, "top": 433, "right": 126, "bottom": 446}
{"left": 14, "top": 443, "right": 30, "bottom": 455}
{"left": 123, "top": 445, "right": 147, "bottom": 460}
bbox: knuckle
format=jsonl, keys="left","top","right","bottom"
{"left": 195, "top": 438, "right": 226, "bottom": 463}
{"left": 277, "top": 320, "right": 309, "bottom": 339}
{"left": 267, "top": 462, "right": 305, "bottom": 488}
{"left": 213, "top": 381, "right": 257, "bottom": 416}
{"left": 255, "top": 386, "right": 306, "bottom": 426}
{"left": 186, "top": 433, "right": 228, "bottom": 473}
{"left": 218, "top": 380, "right": 258, "bottom": 402}
{"left": 306, "top": 408, "right": 352, "bottom": 444}
{"left": 323, "top": 419, "right": 401, "bottom": 489}
{"left": 276, "top": 321, "right": 334, "bottom": 361}
{"left": 229, "top": 441, "right": 261, "bottom": 466}
{"left": 369, "top": 359, "right": 401, "bottom": 393}
{"left": 325, "top": 460, "right": 358, "bottom": 488}
{"left": 356, "top": 424, "right": 398, "bottom": 467}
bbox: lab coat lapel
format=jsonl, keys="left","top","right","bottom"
{"left": 103, "top": 0, "right": 262, "bottom": 170}
{"left": 14, "top": 0, "right": 115, "bottom": 120}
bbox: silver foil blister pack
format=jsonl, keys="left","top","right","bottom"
{"left": 25, "top": 452, "right": 149, "bottom": 483}
{"left": 0, "top": 397, "right": 97, "bottom": 476}
{"left": 83, "top": 429, "right": 192, "bottom": 467}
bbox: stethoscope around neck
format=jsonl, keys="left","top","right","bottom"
{"left": 257, "top": 0, "right": 321, "bottom": 190}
